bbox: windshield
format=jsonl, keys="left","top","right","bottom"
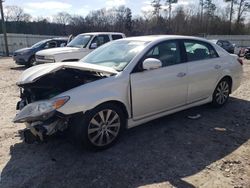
{"left": 67, "top": 35, "right": 92, "bottom": 48}
{"left": 81, "top": 40, "right": 148, "bottom": 71}
{"left": 31, "top": 40, "right": 49, "bottom": 48}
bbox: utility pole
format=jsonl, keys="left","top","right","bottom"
{"left": 0, "top": 0, "right": 9, "bottom": 56}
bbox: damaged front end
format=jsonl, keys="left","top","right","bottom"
{"left": 13, "top": 62, "right": 115, "bottom": 143}
{"left": 14, "top": 96, "right": 70, "bottom": 143}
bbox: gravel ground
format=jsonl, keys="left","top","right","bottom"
{"left": 0, "top": 58, "right": 250, "bottom": 188}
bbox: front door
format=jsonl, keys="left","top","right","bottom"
{"left": 130, "top": 40, "right": 188, "bottom": 120}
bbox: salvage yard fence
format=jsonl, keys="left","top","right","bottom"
{"left": 206, "top": 35, "right": 250, "bottom": 47}
{"left": 0, "top": 33, "right": 63, "bottom": 55}
{"left": 1, "top": 33, "right": 250, "bottom": 56}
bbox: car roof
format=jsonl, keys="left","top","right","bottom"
{"left": 51, "top": 37, "right": 68, "bottom": 41}
{"left": 79, "top": 32, "right": 125, "bottom": 36}
{"left": 120, "top": 35, "right": 211, "bottom": 43}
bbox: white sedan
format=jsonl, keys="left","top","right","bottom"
{"left": 14, "top": 35, "right": 243, "bottom": 150}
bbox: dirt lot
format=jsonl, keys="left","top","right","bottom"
{"left": 0, "top": 58, "right": 249, "bottom": 188}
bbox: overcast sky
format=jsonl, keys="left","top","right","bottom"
{"left": 3, "top": 0, "right": 227, "bottom": 18}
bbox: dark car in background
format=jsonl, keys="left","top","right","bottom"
{"left": 210, "top": 39, "right": 235, "bottom": 54}
{"left": 13, "top": 38, "right": 68, "bottom": 67}
{"left": 245, "top": 47, "right": 250, "bottom": 59}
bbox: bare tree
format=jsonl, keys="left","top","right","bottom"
{"left": 2, "top": 3, "right": 250, "bottom": 36}
{"left": 4, "top": 5, "right": 31, "bottom": 22}
{"left": 165, "top": 0, "right": 178, "bottom": 22}
{"left": 203, "top": 0, "right": 216, "bottom": 33}
{"left": 224, "top": 0, "right": 236, "bottom": 34}
{"left": 151, "top": 0, "right": 162, "bottom": 18}
{"left": 53, "top": 12, "right": 72, "bottom": 25}
{"left": 235, "top": 0, "right": 250, "bottom": 25}
{"left": 125, "top": 8, "right": 132, "bottom": 34}
{"left": 200, "top": 0, "right": 205, "bottom": 25}
{"left": 53, "top": 12, "right": 72, "bottom": 34}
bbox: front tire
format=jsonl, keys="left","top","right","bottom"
{"left": 26, "top": 56, "right": 36, "bottom": 67}
{"left": 69, "top": 103, "right": 125, "bottom": 150}
{"left": 212, "top": 78, "right": 231, "bottom": 107}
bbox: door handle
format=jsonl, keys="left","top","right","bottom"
{"left": 177, "top": 72, "right": 186, "bottom": 78}
{"left": 214, "top": 65, "right": 221, "bottom": 69}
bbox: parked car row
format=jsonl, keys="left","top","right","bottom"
{"left": 14, "top": 34, "right": 249, "bottom": 68}
{"left": 244, "top": 47, "right": 250, "bottom": 59}
{"left": 13, "top": 38, "right": 68, "bottom": 67}
{"left": 210, "top": 39, "right": 235, "bottom": 54}
{"left": 13, "top": 32, "right": 125, "bottom": 67}
{"left": 13, "top": 34, "right": 243, "bottom": 150}
{"left": 210, "top": 39, "right": 250, "bottom": 59}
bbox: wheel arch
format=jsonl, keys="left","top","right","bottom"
{"left": 219, "top": 75, "right": 233, "bottom": 93}
{"left": 28, "top": 54, "right": 35, "bottom": 62}
{"left": 89, "top": 100, "right": 129, "bottom": 119}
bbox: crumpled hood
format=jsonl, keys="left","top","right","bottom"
{"left": 17, "top": 62, "right": 118, "bottom": 85}
{"left": 36, "top": 47, "right": 83, "bottom": 56}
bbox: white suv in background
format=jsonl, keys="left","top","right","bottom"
{"left": 35, "top": 32, "right": 126, "bottom": 64}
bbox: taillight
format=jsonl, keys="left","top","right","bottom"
{"left": 237, "top": 58, "right": 243, "bottom": 66}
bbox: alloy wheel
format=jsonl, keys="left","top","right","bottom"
{"left": 87, "top": 109, "right": 121, "bottom": 147}
{"left": 215, "top": 81, "right": 230, "bottom": 105}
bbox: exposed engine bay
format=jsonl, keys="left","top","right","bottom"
{"left": 18, "top": 68, "right": 105, "bottom": 105}
{"left": 15, "top": 67, "right": 108, "bottom": 143}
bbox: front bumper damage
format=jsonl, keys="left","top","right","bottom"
{"left": 14, "top": 98, "right": 70, "bottom": 144}
{"left": 16, "top": 115, "right": 69, "bottom": 144}
{"left": 23, "top": 118, "right": 68, "bottom": 143}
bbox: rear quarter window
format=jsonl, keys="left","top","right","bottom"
{"left": 184, "top": 40, "right": 218, "bottom": 61}
{"left": 112, "top": 35, "right": 123, "bottom": 40}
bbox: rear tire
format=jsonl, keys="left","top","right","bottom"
{"left": 69, "top": 103, "right": 126, "bottom": 150}
{"left": 212, "top": 78, "right": 231, "bottom": 107}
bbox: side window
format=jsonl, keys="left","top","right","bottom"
{"left": 221, "top": 40, "right": 230, "bottom": 46}
{"left": 44, "top": 41, "right": 57, "bottom": 49}
{"left": 112, "top": 35, "right": 123, "bottom": 40}
{"left": 58, "top": 41, "right": 67, "bottom": 47}
{"left": 184, "top": 41, "right": 218, "bottom": 61}
{"left": 217, "top": 41, "right": 222, "bottom": 47}
{"left": 90, "top": 35, "right": 110, "bottom": 48}
{"left": 145, "top": 41, "right": 181, "bottom": 67}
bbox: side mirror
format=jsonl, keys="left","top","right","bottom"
{"left": 90, "top": 43, "right": 98, "bottom": 49}
{"left": 142, "top": 58, "right": 162, "bottom": 71}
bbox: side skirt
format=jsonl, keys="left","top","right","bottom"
{"left": 126, "top": 96, "right": 212, "bottom": 129}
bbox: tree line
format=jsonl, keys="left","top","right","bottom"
{"left": 0, "top": 0, "right": 250, "bottom": 37}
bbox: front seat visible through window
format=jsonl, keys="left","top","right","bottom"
{"left": 145, "top": 41, "right": 181, "bottom": 67}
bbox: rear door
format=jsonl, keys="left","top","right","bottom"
{"left": 183, "top": 40, "right": 221, "bottom": 103}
